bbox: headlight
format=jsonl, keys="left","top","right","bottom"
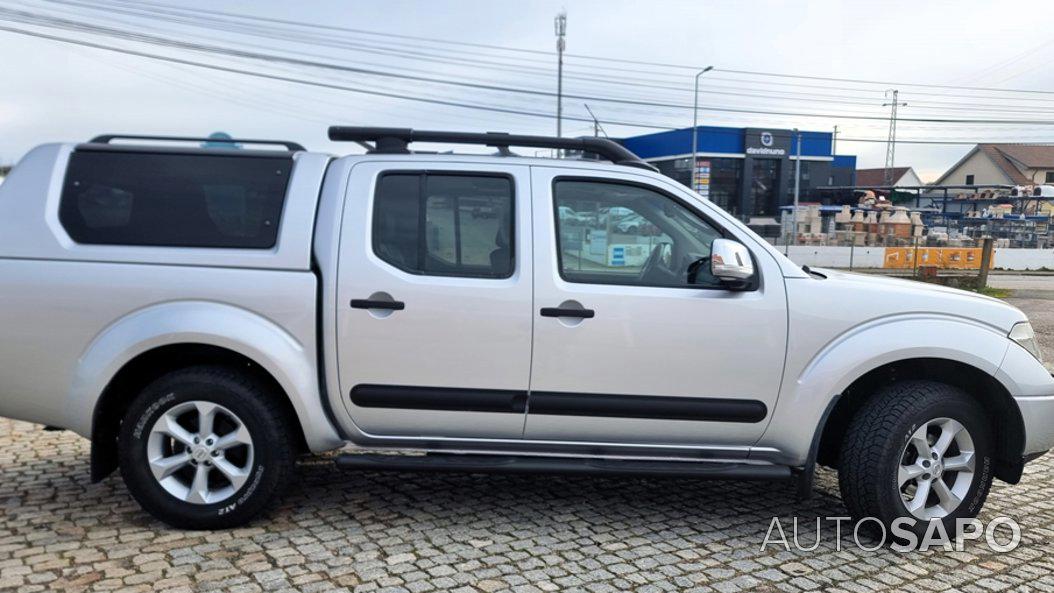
{"left": 1009, "top": 321, "right": 1044, "bottom": 363}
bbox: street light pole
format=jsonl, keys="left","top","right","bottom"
{"left": 691, "top": 65, "right": 714, "bottom": 192}
{"left": 793, "top": 129, "right": 802, "bottom": 232}
{"left": 786, "top": 129, "right": 802, "bottom": 253}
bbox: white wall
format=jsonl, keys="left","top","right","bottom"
{"left": 993, "top": 249, "right": 1054, "bottom": 271}
{"left": 783, "top": 246, "right": 885, "bottom": 268}
{"left": 897, "top": 169, "right": 924, "bottom": 187}
{"left": 784, "top": 246, "right": 1054, "bottom": 271}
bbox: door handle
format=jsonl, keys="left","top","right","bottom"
{"left": 351, "top": 299, "right": 405, "bottom": 311}
{"left": 540, "top": 307, "right": 595, "bottom": 319}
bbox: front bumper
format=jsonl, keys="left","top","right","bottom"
{"left": 1016, "top": 394, "right": 1054, "bottom": 456}
{"left": 997, "top": 342, "right": 1054, "bottom": 456}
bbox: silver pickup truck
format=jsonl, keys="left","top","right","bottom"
{"left": 1, "top": 128, "right": 1051, "bottom": 531}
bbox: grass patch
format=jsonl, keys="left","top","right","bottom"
{"left": 975, "top": 286, "right": 1013, "bottom": 298}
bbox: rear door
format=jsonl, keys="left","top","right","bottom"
{"left": 524, "top": 167, "right": 788, "bottom": 447}
{"left": 335, "top": 162, "right": 532, "bottom": 439}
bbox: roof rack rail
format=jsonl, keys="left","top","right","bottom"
{"left": 327, "top": 126, "right": 657, "bottom": 172}
{"left": 89, "top": 134, "right": 305, "bottom": 152}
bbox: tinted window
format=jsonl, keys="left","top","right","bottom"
{"left": 373, "top": 173, "right": 514, "bottom": 278}
{"left": 554, "top": 180, "right": 724, "bottom": 288}
{"left": 60, "top": 150, "right": 291, "bottom": 248}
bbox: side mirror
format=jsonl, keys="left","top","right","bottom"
{"left": 710, "top": 238, "right": 755, "bottom": 286}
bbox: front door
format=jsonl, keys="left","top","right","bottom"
{"left": 335, "top": 162, "right": 533, "bottom": 439}
{"left": 525, "top": 167, "right": 788, "bottom": 447}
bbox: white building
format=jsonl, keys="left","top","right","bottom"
{"left": 932, "top": 144, "right": 1054, "bottom": 187}
{"left": 854, "top": 167, "right": 924, "bottom": 188}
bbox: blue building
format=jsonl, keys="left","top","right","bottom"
{"left": 621, "top": 126, "right": 857, "bottom": 222}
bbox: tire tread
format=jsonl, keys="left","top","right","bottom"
{"left": 839, "top": 380, "right": 990, "bottom": 526}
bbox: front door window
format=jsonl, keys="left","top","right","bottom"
{"left": 553, "top": 180, "right": 724, "bottom": 289}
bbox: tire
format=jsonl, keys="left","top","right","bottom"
{"left": 118, "top": 365, "right": 297, "bottom": 529}
{"left": 838, "top": 380, "right": 994, "bottom": 540}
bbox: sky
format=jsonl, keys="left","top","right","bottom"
{"left": 3, "top": 0, "right": 1054, "bottom": 181}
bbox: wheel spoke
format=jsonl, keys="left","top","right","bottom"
{"left": 898, "top": 464, "right": 926, "bottom": 486}
{"left": 149, "top": 452, "right": 191, "bottom": 481}
{"left": 906, "top": 479, "right": 932, "bottom": 514}
{"left": 213, "top": 424, "right": 252, "bottom": 451}
{"left": 910, "top": 433, "right": 933, "bottom": 460}
{"left": 194, "top": 401, "right": 219, "bottom": 438}
{"left": 932, "top": 478, "right": 962, "bottom": 512}
{"left": 932, "top": 419, "right": 964, "bottom": 457}
{"left": 185, "top": 464, "right": 211, "bottom": 504}
{"left": 158, "top": 415, "right": 196, "bottom": 448}
{"left": 213, "top": 457, "right": 250, "bottom": 490}
{"left": 943, "top": 451, "right": 975, "bottom": 472}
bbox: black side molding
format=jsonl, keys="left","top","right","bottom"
{"left": 351, "top": 384, "right": 527, "bottom": 414}
{"left": 349, "top": 385, "right": 766, "bottom": 423}
{"left": 530, "top": 392, "right": 767, "bottom": 423}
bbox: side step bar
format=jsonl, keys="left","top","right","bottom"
{"left": 335, "top": 453, "right": 794, "bottom": 481}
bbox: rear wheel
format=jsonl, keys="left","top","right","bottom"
{"left": 118, "top": 366, "right": 297, "bottom": 529}
{"left": 838, "top": 381, "right": 994, "bottom": 539}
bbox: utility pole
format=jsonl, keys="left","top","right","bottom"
{"left": 690, "top": 65, "right": 714, "bottom": 192}
{"left": 583, "top": 103, "right": 606, "bottom": 137}
{"left": 554, "top": 11, "right": 567, "bottom": 138}
{"left": 883, "top": 89, "right": 907, "bottom": 186}
{"left": 832, "top": 125, "right": 838, "bottom": 155}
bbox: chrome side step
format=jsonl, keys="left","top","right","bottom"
{"left": 335, "top": 453, "right": 793, "bottom": 480}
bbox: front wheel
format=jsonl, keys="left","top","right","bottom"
{"left": 838, "top": 381, "right": 994, "bottom": 539}
{"left": 118, "top": 366, "right": 297, "bottom": 529}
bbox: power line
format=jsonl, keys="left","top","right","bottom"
{"left": 10, "top": 8, "right": 1054, "bottom": 128}
{"left": 6, "top": 24, "right": 1054, "bottom": 148}
{"left": 35, "top": 0, "right": 1054, "bottom": 100}
{"left": 26, "top": 0, "right": 1054, "bottom": 121}
{"left": 47, "top": 1, "right": 1054, "bottom": 114}
{"left": 715, "top": 67, "right": 1054, "bottom": 97}
{"left": 0, "top": 24, "right": 674, "bottom": 131}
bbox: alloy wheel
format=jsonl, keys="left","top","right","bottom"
{"left": 897, "top": 417, "right": 976, "bottom": 520}
{"left": 145, "top": 400, "right": 254, "bottom": 505}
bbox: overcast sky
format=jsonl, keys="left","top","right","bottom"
{"left": 3, "top": 0, "right": 1054, "bottom": 181}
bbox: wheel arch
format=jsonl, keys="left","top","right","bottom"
{"left": 72, "top": 300, "right": 344, "bottom": 482}
{"left": 89, "top": 343, "right": 311, "bottom": 482}
{"left": 816, "top": 357, "right": 1026, "bottom": 484}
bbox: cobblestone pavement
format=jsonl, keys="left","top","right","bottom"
{"left": 1, "top": 297, "right": 1052, "bottom": 593}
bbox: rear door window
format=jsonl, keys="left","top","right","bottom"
{"left": 372, "top": 173, "right": 514, "bottom": 278}
{"left": 59, "top": 150, "right": 292, "bottom": 248}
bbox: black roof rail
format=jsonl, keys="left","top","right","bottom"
{"left": 89, "top": 134, "right": 305, "bottom": 152}
{"left": 327, "top": 126, "right": 657, "bottom": 172}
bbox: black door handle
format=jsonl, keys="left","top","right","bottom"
{"left": 351, "top": 299, "right": 405, "bottom": 311}
{"left": 540, "top": 307, "right": 595, "bottom": 319}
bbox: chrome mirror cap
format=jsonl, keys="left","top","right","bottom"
{"left": 710, "top": 238, "right": 755, "bottom": 282}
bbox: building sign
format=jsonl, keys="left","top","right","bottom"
{"left": 693, "top": 159, "right": 711, "bottom": 197}
{"left": 745, "top": 128, "right": 790, "bottom": 157}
